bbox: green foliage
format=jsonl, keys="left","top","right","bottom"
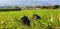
{"left": 0, "top": 8, "right": 21, "bottom": 11}
{"left": 0, "top": 9, "right": 60, "bottom": 29}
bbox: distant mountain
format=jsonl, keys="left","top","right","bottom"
{"left": 0, "top": 6, "right": 12, "bottom": 8}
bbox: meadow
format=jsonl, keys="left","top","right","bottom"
{"left": 0, "top": 9, "right": 60, "bottom": 29}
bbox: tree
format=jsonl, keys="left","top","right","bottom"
{"left": 51, "top": 5, "right": 59, "bottom": 9}
{"left": 15, "top": 6, "right": 20, "bottom": 8}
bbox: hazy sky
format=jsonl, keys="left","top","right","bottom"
{"left": 0, "top": 0, "right": 60, "bottom": 6}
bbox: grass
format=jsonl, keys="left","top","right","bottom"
{"left": 0, "top": 9, "right": 60, "bottom": 29}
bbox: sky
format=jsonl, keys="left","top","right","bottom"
{"left": 0, "top": 0, "right": 60, "bottom": 6}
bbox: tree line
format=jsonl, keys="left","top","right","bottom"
{"left": 34, "top": 5, "right": 60, "bottom": 9}
{"left": 0, "top": 5, "right": 60, "bottom": 11}
{"left": 18, "top": 5, "right": 60, "bottom": 9}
